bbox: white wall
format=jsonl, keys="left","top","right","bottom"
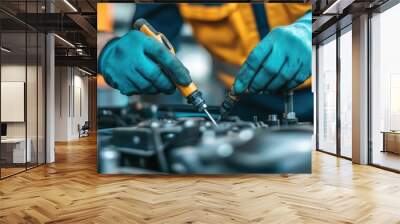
{"left": 1, "top": 65, "right": 26, "bottom": 141}
{"left": 1, "top": 65, "right": 35, "bottom": 138}
{"left": 55, "top": 67, "right": 89, "bottom": 141}
{"left": 55, "top": 66, "right": 69, "bottom": 141}
{"left": 1, "top": 82, "right": 25, "bottom": 122}
{"left": 72, "top": 73, "right": 89, "bottom": 138}
{"left": 1, "top": 65, "right": 26, "bottom": 81}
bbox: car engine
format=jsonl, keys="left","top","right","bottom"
{"left": 97, "top": 101, "right": 313, "bottom": 174}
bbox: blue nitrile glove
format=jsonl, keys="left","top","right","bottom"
{"left": 98, "top": 30, "right": 191, "bottom": 95}
{"left": 233, "top": 12, "right": 312, "bottom": 95}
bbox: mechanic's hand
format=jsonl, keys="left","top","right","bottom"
{"left": 98, "top": 30, "right": 191, "bottom": 95}
{"left": 233, "top": 12, "right": 312, "bottom": 95}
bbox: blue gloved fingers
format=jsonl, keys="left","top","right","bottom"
{"left": 98, "top": 37, "right": 119, "bottom": 75}
{"left": 127, "top": 71, "right": 159, "bottom": 95}
{"left": 100, "top": 46, "right": 121, "bottom": 89}
{"left": 98, "top": 30, "right": 178, "bottom": 95}
{"left": 144, "top": 86, "right": 159, "bottom": 95}
{"left": 102, "top": 69, "right": 118, "bottom": 89}
{"left": 248, "top": 47, "right": 286, "bottom": 93}
{"left": 150, "top": 72, "right": 176, "bottom": 94}
{"left": 285, "top": 64, "right": 310, "bottom": 90}
{"left": 260, "top": 61, "right": 288, "bottom": 93}
{"left": 126, "top": 81, "right": 141, "bottom": 95}
{"left": 233, "top": 41, "right": 273, "bottom": 95}
{"left": 136, "top": 59, "right": 175, "bottom": 94}
{"left": 234, "top": 11, "right": 311, "bottom": 95}
{"left": 136, "top": 67, "right": 176, "bottom": 94}
{"left": 125, "top": 69, "right": 154, "bottom": 94}
{"left": 265, "top": 54, "right": 303, "bottom": 93}
{"left": 163, "top": 86, "right": 176, "bottom": 95}
{"left": 232, "top": 63, "right": 256, "bottom": 95}
{"left": 284, "top": 48, "right": 311, "bottom": 91}
{"left": 143, "top": 38, "right": 191, "bottom": 86}
{"left": 118, "top": 76, "right": 141, "bottom": 95}
{"left": 277, "top": 62, "right": 303, "bottom": 92}
{"left": 246, "top": 63, "right": 275, "bottom": 94}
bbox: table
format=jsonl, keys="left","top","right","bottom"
{"left": 382, "top": 131, "right": 400, "bottom": 154}
{"left": 1, "top": 138, "right": 31, "bottom": 163}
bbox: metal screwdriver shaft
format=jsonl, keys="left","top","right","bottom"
{"left": 203, "top": 108, "right": 218, "bottom": 127}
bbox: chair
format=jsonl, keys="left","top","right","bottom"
{"left": 78, "top": 121, "right": 90, "bottom": 138}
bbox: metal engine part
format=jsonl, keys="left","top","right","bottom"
{"left": 98, "top": 107, "right": 313, "bottom": 174}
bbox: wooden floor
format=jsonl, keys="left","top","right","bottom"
{"left": 1, "top": 163, "right": 43, "bottom": 178}
{"left": 1, "top": 135, "right": 400, "bottom": 224}
{"left": 1, "top": 167, "right": 26, "bottom": 178}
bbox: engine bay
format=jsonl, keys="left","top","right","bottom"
{"left": 98, "top": 103, "right": 312, "bottom": 174}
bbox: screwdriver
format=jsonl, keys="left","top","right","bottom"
{"left": 219, "top": 89, "right": 240, "bottom": 121}
{"left": 134, "top": 18, "right": 218, "bottom": 127}
{"left": 220, "top": 88, "right": 300, "bottom": 121}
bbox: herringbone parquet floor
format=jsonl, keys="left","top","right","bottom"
{"left": 1, "top": 135, "right": 400, "bottom": 224}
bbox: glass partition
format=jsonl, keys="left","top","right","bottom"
{"left": 27, "top": 30, "right": 38, "bottom": 169}
{"left": 0, "top": 0, "right": 46, "bottom": 179}
{"left": 38, "top": 32, "right": 45, "bottom": 165}
{"left": 1, "top": 30, "right": 28, "bottom": 177}
{"left": 26, "top": 0, "right": 44, "bottom": 169}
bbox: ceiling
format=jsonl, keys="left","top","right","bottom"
{"left": 0, "top": 0, "right": 97, "bottom": 73}
{"left": 312, "top": 0, "right": 390, "bottom": 44}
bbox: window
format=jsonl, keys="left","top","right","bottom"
{"left": 317, "top": 36, "right": 337, "bottom": 154}
{"left": 370, "top": 3, "right": 400, "bottom": 171}
{"left": 339, "top": 28, "right": 352, "bottom": 158}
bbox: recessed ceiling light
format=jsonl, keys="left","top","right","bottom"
{"left": 322, "top": 0, "right": 354, "bottom": 15}
{"left": 63, "top": 0, "right": 78, "bottom": 12}
{"left": 54, "top": 34, "right": 75, "bottom": 48}
{"left": 78, "top": 67, "right": 93, "bottom": 76}
{"left": 1, "top": 47, "right": 11, "bottom": 53}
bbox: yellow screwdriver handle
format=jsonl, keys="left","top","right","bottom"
{"left": 134, "top": 18, "right": 198, "bottom": 97}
